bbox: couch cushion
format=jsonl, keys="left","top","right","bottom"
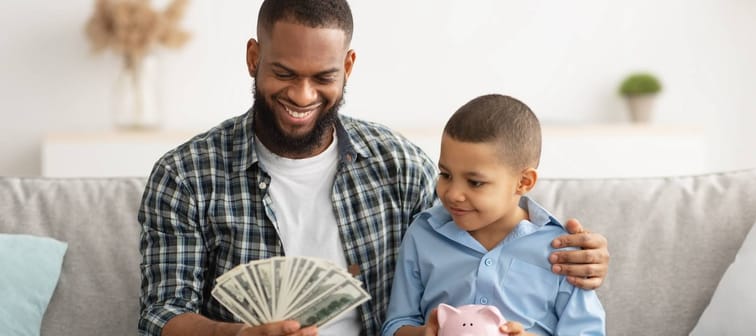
{"left": 530, "top": 169, "right": 756, "bottom": 336}
{"left": 0, "top": 234, "right": 67, "bottom": 336}
{"left": 0, "top": 177, "right": 146, "bottom": 336}
{"left": 689, "top": 216, "right": 756, "bottom": 335}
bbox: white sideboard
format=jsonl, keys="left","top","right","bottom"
{"left": 42, "top": 130, "right": 199, "bottom": 177}
{"left": 42, "top": 124, "right": 706, "bottom": 178}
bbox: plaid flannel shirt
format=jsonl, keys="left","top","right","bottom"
{"left": 138, "top": 109, "right": 437, "bottom": 336}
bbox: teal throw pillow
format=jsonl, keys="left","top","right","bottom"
{"left": 0, "top": 234, "right": 67, "bottom": 336}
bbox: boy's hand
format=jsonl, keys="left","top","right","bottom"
{"left": 423, "top": 308, "right": 440, "bottom": 336}
{"left": 549, "top": 218, "right": 610, "bottom": 290}
{"left": 499, "top": 321, "right": 535, "bottom": 336}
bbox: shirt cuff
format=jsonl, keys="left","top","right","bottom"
{"left": 139, "top": 300, "right": 195, "bottom": 336}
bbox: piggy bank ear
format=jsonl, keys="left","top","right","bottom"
{"left": 477, "top": 305, "right": 507, "bottom": 325}
{"left": 437, "top": 303, "right": 459, "bottom": 326}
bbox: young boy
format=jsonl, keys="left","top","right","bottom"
{"left": 381, "top": 94, "right": 606, "bottom": 336}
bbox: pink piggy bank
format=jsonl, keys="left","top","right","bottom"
{"left": 437, "top": 303, "right": 507, "bottom": 336}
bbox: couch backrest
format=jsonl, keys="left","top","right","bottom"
{"left": 1, "top": 170, "right": 755, "bottom": 335}
{"left": 0, "top": 177, "right": 146, "bottom": 335}
{"left": 530, "top": 169, "right": 756, "bottom": 335}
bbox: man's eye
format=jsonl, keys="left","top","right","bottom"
{"left": 316, "top": 76, "right": 336, "bottom": 84}
{"left": 274, "top": 72, "right": 294, "bottom": 79}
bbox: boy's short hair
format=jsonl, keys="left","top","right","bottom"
{"left": 257, "top": 0, "right": 354, "bottom": 43}
{"left": 444, "top": 94, "right": 541, "bottom": 170}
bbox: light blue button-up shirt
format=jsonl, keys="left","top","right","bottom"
{"left": 381, "top": 197, "right": 605, "bottom": 336}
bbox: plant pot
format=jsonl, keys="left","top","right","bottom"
{"left": 625, "top": 94, "right": 656, "bottom": 123}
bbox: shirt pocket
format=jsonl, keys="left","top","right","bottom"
{"left": 501, "top": 258, "right": 559, "bottom": 320}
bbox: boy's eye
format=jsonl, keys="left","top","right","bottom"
{"left": 438, "top": 172, "right": 450, "bottom": 179}
{"left": 468, "top": 180, "right": 484, "bottom": 188}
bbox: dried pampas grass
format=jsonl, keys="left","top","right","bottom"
{"left": 85, "top": 0, "right": 191, "bottom": 70}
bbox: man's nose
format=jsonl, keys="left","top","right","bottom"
{"left": 288, "top": 79, "right": 318, "bottom": 107}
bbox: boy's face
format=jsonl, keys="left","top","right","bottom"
{"left": 436, "top": 134, "right": 527, "bottom": 236}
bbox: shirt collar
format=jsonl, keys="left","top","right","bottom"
{"left": 231, "top": 108, "right": 370, "bottom": 173}
{"left": 506, "top": 196, "right": 563, "bottom": 241}
{"left": 231, "top": 108, "right": 256, "bottom": 173}
{"left": 519, "top": 196, "right": 562, "bottom": 229}
{"left": 423, "top": 196, "right": 563, "bottom": 248}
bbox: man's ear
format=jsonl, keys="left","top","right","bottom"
{"left": 246, "top": 38, "right": 260, "bottom": 78}
{"left": 344, "top": 49, "right": 356, "bottom": 80}
{"left": 516, "top": 168, "right": 538, "bottom": 195}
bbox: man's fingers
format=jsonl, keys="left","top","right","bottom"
{"left": 551, "top": 261, "right": 607, "bottom": 278}
{"left": 566, "top": 275, "right": 604, "bottom": 291}
{"left": 551, "top": 231, "right": 607, "bottom": 250}
{"left": 550, "top": 246, "right": 609, "bottom": 278}
{"left": 293, "top": 325, "right": 318, "bottom": 336}
{"left": 239, "top": 320, "right": 309, "bottom": 336}
{"left": 549, "top": 220, "right": 610, "bottom": 291}
{"left": 564, "top": 218, "right": 585, "bottom": 234}
{"left": 549, "top": 247, "right": 609, "bottom": 265}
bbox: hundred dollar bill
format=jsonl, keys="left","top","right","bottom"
{"left": 251, "top": 261, "right": 275, "bottom": 320}
{"left": 229, "top": 270, "right": 268, "bottom": 322}
{"left": 286, "top": 267, "right": 346, "bottom": 313}
{"left": 271, "top": 257, "right": 287, "bottom": 320}
{"left": 287, "top": 279, "right": 370, "bottom": 327}
{"left": 211, "top": 280, "right": 261, "bottom": 326}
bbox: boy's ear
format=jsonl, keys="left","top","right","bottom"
{"left": 516, "top": 168, "right": 538, "bottom": 195}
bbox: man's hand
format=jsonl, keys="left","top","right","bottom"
{"left": 549, "top": 218, "right": 610, "bottom": 290}
{"left": 161, "top": 313, "right": 317, "bottom": 336}
{"left": 236, "top": 320, "right": 317, "bottom": 336}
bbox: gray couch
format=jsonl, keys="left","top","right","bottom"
{"left": 1, "top": 169, "right": 755, "bottom": 335}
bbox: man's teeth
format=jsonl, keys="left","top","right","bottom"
{"left": 284, "top": 105, "right": 314, "bottom": 119}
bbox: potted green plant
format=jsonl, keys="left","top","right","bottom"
{"left": 619, "top": 72, "right": 662, "bottom": 123}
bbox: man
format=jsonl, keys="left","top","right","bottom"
{"left": 138, "top": 1, "right": 609, "bottom": 336}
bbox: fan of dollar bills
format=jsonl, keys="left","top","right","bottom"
{"left": 212, "top": 256, "right": 371, "bottom": 328}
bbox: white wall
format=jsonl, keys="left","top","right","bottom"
{"left": 1, "top": 0, "right": 755, "bottom": 176}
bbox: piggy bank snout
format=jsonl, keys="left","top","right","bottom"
{"left": 442, "top": 322, "right": 493, "bottom": 336}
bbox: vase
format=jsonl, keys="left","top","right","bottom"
{"left": 112, "top": 54, "right": 161, "bottom": 130}
{"left": 625, "top": 94, "right": 656, "bottom": 123}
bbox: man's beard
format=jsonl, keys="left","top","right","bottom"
{"left": 252, "top": 83, "right": 345, "bottom": 157}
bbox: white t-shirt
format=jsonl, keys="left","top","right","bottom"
{"left": 255, "top": 133, "right": 360, "bottom": 335}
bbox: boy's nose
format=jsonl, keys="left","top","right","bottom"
{"left": 444, "top": 184, "right": 466, "bottom": 203}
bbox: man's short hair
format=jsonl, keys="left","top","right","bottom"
{"left": 257, "top": 0, "right": 354, "bottom": 43}
{"left": 444, "top": 94, "right": 542, "bottom": 170}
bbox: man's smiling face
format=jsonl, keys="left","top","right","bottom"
{"left": 248, "top": 20, "right": 355, "bottom": 158}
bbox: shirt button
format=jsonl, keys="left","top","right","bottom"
{"left": 484, "top": 258, "right": 493, "bottom": 266}
{"left": 480, "top": 297, "right": 488, "bottom": 304}
{"left": 258, "top": 182, "right": 267, "bottom": 189}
